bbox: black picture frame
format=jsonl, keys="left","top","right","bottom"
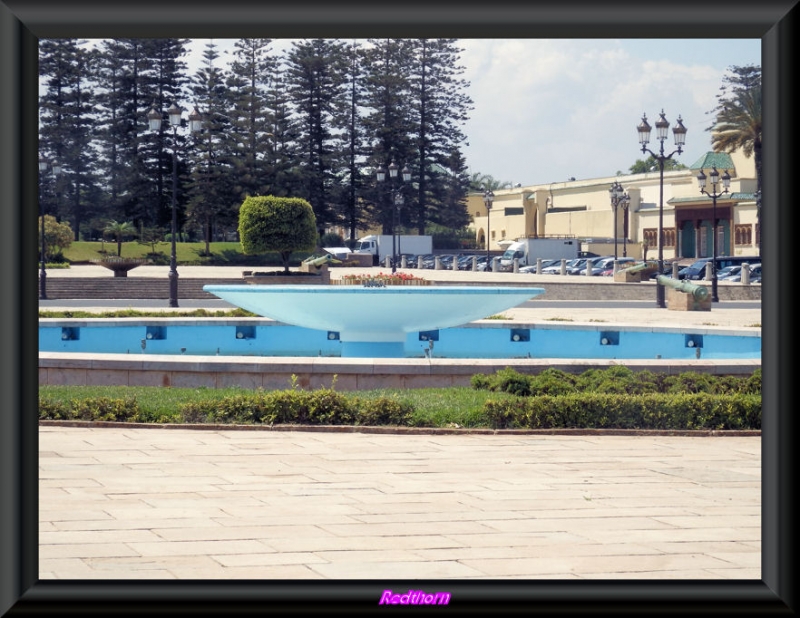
{"left": 2, "top": 1, "right": 795, "bottom": 614}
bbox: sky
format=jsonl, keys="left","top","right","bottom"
{"left": 185, "top": 38, "right": 761, "bottom": 188}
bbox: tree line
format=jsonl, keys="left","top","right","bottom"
{"left": 38, "top": 38, "right": 474, "bottom": 248}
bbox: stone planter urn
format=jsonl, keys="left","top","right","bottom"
{"left": 90, "top": 257, "right": 149, "bottom": 277}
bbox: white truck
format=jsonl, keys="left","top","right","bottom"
{"left": 498, "top": 237, "right": 580, "bottom": 271}
{"left": 352, "top": 234, "right": 433, "bottom": 266}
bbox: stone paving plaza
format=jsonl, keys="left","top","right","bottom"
{"left": 39, "top": 427, "right": 760, "bottom": 580}
{"left": 39, "top": 265, "right": 762, "bottom": 581}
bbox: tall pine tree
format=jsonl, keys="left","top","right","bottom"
{"left": 225, "top": 38, "right": 278, "bottom": 204}
{"left": 186, "top": 41, "right": 235, "bottom": 252}
{"left": 284, "top": 38, "right": 350, "bottom": 238}
{"left": 39, "top": 38, "right": 102, "bottom": 240}
{"left": 407, "top": 39, "right": 473, "bottom": 233}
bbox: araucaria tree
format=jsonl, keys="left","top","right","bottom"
{"left": 238, "top": 196, "right": 318, "bottom": 273}
{"left": 285, "top": 39, "right": 350, "bottom": 238}
{"left": 39, "top": 38, "right": 474, "bottom": 249}
{"left": 39, "top": 38, "right": 103, "bottom": 240}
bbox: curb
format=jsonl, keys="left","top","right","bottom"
{"left": 38, "top": 420, "right": 761, "bottom": 437}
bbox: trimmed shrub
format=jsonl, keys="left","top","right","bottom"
{"left": 238, "top": 195, "right": 318, "bottom": 273}
{"left": 528, "top": 368, "right": 578, "bottom": 396}
{"left": 307, "top": 389, "right": 359, "bottom": 425}
{"left": 483, "top": 392, "right": 761, "bottom": 430}
{"left": 38, "top": 397, "right": 72, "bottom": 420}
{"left": 663, "top": 372, "right": 718, "bottom": 394}
{"left": 38, "top": 396, "right": 141, "bottom": 422}
{"left": 356, "top": 396, "right": 414, "bottom": 427}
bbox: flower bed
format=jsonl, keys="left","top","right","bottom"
{"left": 333, "top": 272, "right": 431, "bottom": 286}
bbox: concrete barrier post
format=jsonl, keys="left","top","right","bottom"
{"left": 704, "top": 261, "right": 713, "bottom": 281}
{"left": 741, "top": 263, "right": 750, "bottom": 285}
{"left": 417, "top": 255, "right": 424, "bottom": 269}
{"left": 672, "top": 262, "right": 680, "bottom": 278}
{"left": 435, "top": 257, "right": 442, "bottom": 270}
{"left": 513, "top": 258, "right": 519, "bottom": 273}
{"left": 452, "top": 257, "right": 458, "bottom": 271}
{"left": 472, "top": 256, "right": 478, "bottom": 271}
{"left": 401, "top": 255, "right": 407, "bottom": 269}
{"left": 536, "top": 258, "right": 543, "bottom": 274}
{"left": 560, "top": 259, "right": 567, "bottom": 276}
{"left": 384, "top": 255, "right": 392, "bottom": 268}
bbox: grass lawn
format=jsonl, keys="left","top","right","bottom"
{"left": 60, "top": 241, "right": 312, "bottom": 267}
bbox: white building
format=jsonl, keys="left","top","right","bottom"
{"left": 469, "top": 147, "right": 759, "bottom": 262}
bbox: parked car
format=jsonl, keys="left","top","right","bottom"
{"left": 591, "top": 257, "right": 637, "bottom": 276}
{"left": 541, "top": 258, "right": 580, "bottom": 275}
{"left": 678, "top": 255, "right": 760, "bottom": 280}
{"left": 595, "top": 257, "right": 638, "bottom": 276}
{"left": 715, "top": 265, "right": 742, "bottom": 279}
{"left": 564, "top": 258, "right": 590, "bottom": 275}
{"left": 416, "top": 254, "right": 436, "bottom": 269}
{"left": 457, "top": 254, "right": 485, "bottom": 270}
{"left": 397, "top": 253, "right": 418, "bottom": 268}
{"left": 436, "top": 254, "right": 457, "bottom": 269}
{"left": 720, "top": 262, "right": 761, "bottom": 283}
{"left": 575, "top": 255, "right": 615, "bottom": 276}
{"left": 646, "top": 258, "right": 682, "bottom": 280}
{"left": 467, "top": 255, "right": 492, "bottom": 271}
{"left": 518, "top": 258, "right": 562, "bottom": 274}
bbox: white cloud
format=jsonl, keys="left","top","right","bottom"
{"left": 460, "top": 39, "right": 759, "bottom": 185}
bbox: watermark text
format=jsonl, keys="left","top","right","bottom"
{"left": 379, "top": 589, "right": 451, "bottom": 605}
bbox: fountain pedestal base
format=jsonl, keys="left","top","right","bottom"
{"left": 340, "top": 341, "right": 406, "bottom": 358}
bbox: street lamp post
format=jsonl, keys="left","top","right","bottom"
{"left": 696, "top": 166, "right": 731, "bottom": 303}
{"left": 608, "top": 181, "right": 629, "bottom": 261}
{"left": 621, "top": 192, "right": 631, "bottom": 257}
{"left": 149, "top": 101, "right": 201, "bottom": 307}
{"left": 637, "top": 110, "right": 687, "bottom": 308}
{"left": 483, "top": 189, "right": 494, "bottom": 270}
{"left": 376, "top": 161, "right": 411, "bottom": 274}
{"left": 38, "top": 158, "right": 62, "bottom": 300}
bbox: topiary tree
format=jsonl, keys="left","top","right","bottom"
{"left": 238, "top": 195, "right": 318, "bottom": 273}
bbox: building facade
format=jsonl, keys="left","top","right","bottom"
{"left": 468, "top": 148, "right": 759, "bottom": 262}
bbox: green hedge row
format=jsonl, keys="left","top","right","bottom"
{"left": 484, "top": 392, "right": 761, "bottom": 430}
{"left": 38, "top": 367, "right": 762, "bottom": 431}
{"left": 471, "top": 366, "right": 761, "bottom": 397}
{"left": 39, "top": 388, "right": 414, "bottom": 427}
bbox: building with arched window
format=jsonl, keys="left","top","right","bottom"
{"left": 468, "top": 147, "right": 759, "bottom": 262}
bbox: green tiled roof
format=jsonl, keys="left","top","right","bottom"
{"left": 689, "top": 152, "right": 735, "bottom": 172}
{"left": 668, "top": 192, "right": 755, "bottom": 205}
{"left": 668, "top": 196, "right": 706, "bottom": 204}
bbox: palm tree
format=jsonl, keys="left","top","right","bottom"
{"left": 469, "top": 173, "right": 512, "bottom": 193}
{"left": 711, "top": 85, "right": 762, "bottom": 186}
{"left": 708, "top": 71, "right": 762, "bottom": 256}
{"left": 103, "top": 220, "right": 137, "bottom": 257}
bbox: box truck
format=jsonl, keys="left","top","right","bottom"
{"left": 353, "top": 234, "right": 433, "bottom": 265}
{"left": 498, "top": 238, "right": 580, "bottom": 271}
